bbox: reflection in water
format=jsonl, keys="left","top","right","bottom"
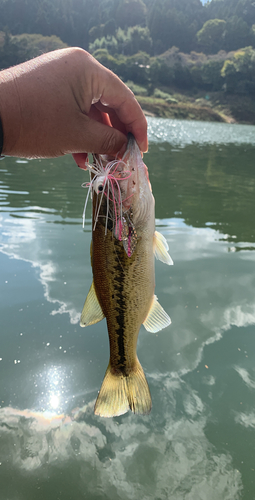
{"left": 0, "top": 375, "right": 242, "bottom": 499}
{"left": 1, "top": 119, "right": 255, "bottom": 498}
{"left": 35, "top": 365, "right": 70, "bottom": 413}
{"left": 0, "top": 210, "right": 84, "bottom": 324}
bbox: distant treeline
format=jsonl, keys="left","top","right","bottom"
{"left": 1, "top": 0, "right": 255, "bottom": 55}
{"left": 0, "top": 0, "right": 255, "bottom": 95}
{"left": 93, "top": 45, "right": 255, "bottom": 96}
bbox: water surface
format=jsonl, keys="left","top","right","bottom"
{"left": 1, "top": 118, "right": 255, "bottom": 499}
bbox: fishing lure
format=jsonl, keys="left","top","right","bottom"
{"left": 82, "top": 155, "right": 137, "bottom": 256}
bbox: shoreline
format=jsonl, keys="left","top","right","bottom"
{"left": 136, "top": 93, "right": 255, "bottom": 125}
{"left": 138, "top": 97, "right": 232, "bottom": 123}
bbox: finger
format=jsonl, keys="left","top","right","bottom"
{"left": 94, "top": 102, "right": 127, "bottom": 135}
{"left": 72, "top": 153, "right": 88, "bottom": 169}
{"left": 89, "top": 104, "right": 127, "bottom": 155}
{"left": 88, "top": 105, "right": 112, "bottom": 127}
{"left": 99, "top": 76, "right": 148, "bottom": 152}
{"left": 94, "top": 99, "right": 147, "bottom": 152}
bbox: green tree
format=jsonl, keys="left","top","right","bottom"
{"left": 0, "top": 29, "right": 20, "bottom": 68}
{"left": 89, "top": 20, "right": 116, "bottom": 44}
{"left": 93, "top": 48, "right": 150, "bottom": 84}
{"left": 92, "top": 48, "right": 118, "bottom": 72}
{"left": 116, "top": 26, "right": 152, "bottom": 55}
{"left": 90, "top": 25, "right": 152, "bottom": 56}
{"left": 126, "top": 56, "right": 149, "bottom": 83}
{"left": 0, "top": 31, "right": 67, "bottom": 69}
{"left": 221, "top": 46, "right": 255, "bottom": 93}
{"left": 196, "top": 19, "right": 226, "bottom": 54}
{"left": 89, "top": 35, "right": 118, "bottom": 55}
{"left": 0, "top": 0, "right": 91, "bottom": 49}
{"left": 148, "top": 0, "right": 204, "bottom": 54}
{"left": 89, "top": 25, "right": 105, "bottom": 44}
{"left": 149, "top": 58, "right": 175, "bottom": 87}
{"left": 116, "top": 0, "right": 147, "bottom": 29}
{"left": 173, "top": 62, "right": 192, "bottom": 88}
{"left": 223, "top": 15, "right": 252, "bottom": 51}
{"left": 200, "top": 59, "right": 224, "bottom": 90}
{"left": 205, "top": 0, "right": 255, "bottom": 28}
{"left": 104, "top": 19, "right": 116, "bottom": 37}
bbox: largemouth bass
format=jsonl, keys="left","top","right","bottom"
{"left": 80, "top": 134, "right": 173, "bottom": 417}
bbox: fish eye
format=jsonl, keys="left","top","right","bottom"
{"left": 98, "top": 184, "right": 104, "bottom": 193}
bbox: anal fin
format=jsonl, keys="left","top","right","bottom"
{"left": 80, "top": 281, "right": 105, "bottom": 327}
{"left": 143, "top": 294, "right": 171, "bottom": 333}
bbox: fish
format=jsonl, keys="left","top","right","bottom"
{"left": 80, "top": 133, "right": 173, "bottom": 417}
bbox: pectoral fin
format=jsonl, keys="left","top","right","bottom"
{"left": 80, "top": 281, "right": 105, "bottom": 327}
{"left": 143, "top": 295, "right": 171, "bottom": 333}
{"left": 153, "top": 231, "right": 173, "bottom": 265}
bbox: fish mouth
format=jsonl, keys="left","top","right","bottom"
{"left": 123, "top": 133, "right": 150, "bottom": 187}
{"left": 127, "top": 133, "right": 136, "bottom": 148}
{"left": 123, "top": 133, "right": 141, "bottom": 161}
{"left": 93, "top": 134, "right": 140, "bottom": 166}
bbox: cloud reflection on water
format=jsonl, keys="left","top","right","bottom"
{"left": 0, "top": 374, "right": 242, "bottom": 500}
{"left": 0, "top": 212, "right": 83, "bottom": 324}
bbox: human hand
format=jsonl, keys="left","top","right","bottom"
{"left": 0, "top": 48, "right": 148, "bottom": 161}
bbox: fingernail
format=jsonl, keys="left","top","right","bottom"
{"left": 141, "top": 140, "right": 148, "bottom": 153}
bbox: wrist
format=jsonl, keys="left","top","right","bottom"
{"left": 0, "top": 68, "right": 22, "bottom": 156}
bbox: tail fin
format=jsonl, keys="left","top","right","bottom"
{"left": 94, "top": 359, "right": 152, "bottom": 417}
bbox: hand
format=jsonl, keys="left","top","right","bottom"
{"left": 0, "top": 48, "right": 148, "bottom": 162}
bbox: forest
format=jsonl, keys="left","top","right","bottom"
{"left": 0, "top": 0, "right": 255, "bottom": 123}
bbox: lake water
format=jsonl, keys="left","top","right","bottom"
{"left": 1, "top": 118, "right": 255, "bottom": 499}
